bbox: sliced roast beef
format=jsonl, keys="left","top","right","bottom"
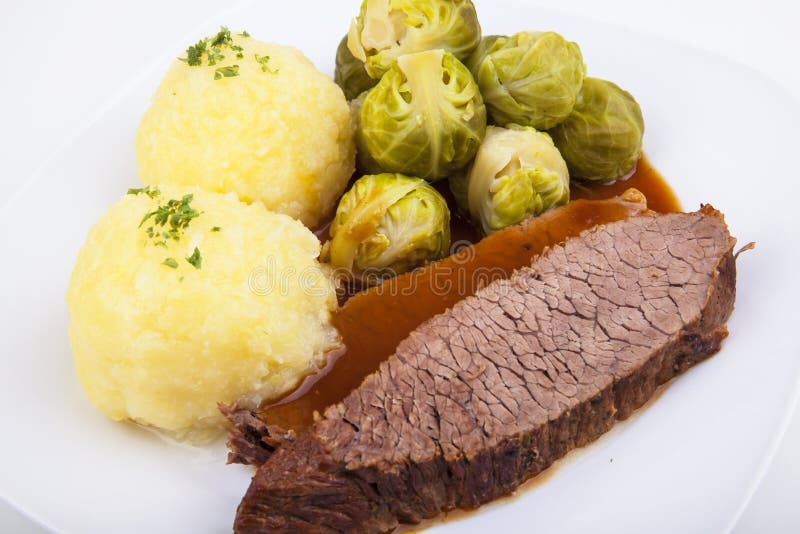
{"left": 234, "top": 206, "right": 737, "bottom": 533}
{"left": 220, "top": 405, "right": 296, "bottom": 466}
{"left": 225, "top": 192, "right": 651, "bottom": 466}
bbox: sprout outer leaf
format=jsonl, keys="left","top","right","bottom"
{"left": 334, "top": 35, "right": 379, "bottom": 100}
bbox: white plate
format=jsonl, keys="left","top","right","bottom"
{"left": 2, "top": 0, "right": 799, "bottom": 532}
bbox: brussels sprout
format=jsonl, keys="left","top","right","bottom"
{"left": 549, "top": 77, "right": 644, "bottom": 182}
{"left": 335, "top": 36, "right": 378, "bottom": 100}
{"left": 467, "top": 31, "right": 586, "bottom": 130}
{"left": 328, "top": 173, "right": 451, "bottom": 283}
{"left": 357, "top": 49, "right": 486, "bottom": 181}
{"left": 350, "top": 90, "right": 384, "bottom": 174}
{"left": 347, "top": 0, "right": 481, "bottom": 79}
{"left": 464, "top": 125, "right": 570, "bottom": 235}
{"left": 464, "top": 34, "right": 505, "bottom": 73}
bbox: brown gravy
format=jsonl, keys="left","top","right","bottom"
{"left": 571, "top": 156, "right": 680, "bottom": 214}
{"left": 260, "top": 155, "right": 678, "bottom": 431}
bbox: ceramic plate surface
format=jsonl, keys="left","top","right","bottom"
{"left": 1, "top": 1, "right": 799, "bottom": 532}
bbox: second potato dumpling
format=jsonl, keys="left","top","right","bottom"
{"left": 67, "top": 185, "right": 341, "bottom": 441}
{"left": 135, "top": 28, "right": 355, "bottom": 228}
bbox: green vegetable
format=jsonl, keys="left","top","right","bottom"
{"left": 464, "top": 34, "right": 505, "bottom": 73}
{"left": 214, "top": 65, "right": 240, "bottom": 80}
{"left": 127, "top": 186, "right": 161, "bottom": 199}
{"left": 206, "top": 47, "right": 225, "bottom": 66}
{"left": 458, "top": 125, "right": 570, "bottom": 235}
{"left": 347, "top": 0, "right": 481, "bottom": 79}
{"left": 467, "top": 31, "right": 586, "bottom": 130}
{"left": 186, "top": 247, "right": 203, "bottom": 269}
{"left": 135, "top": 192, "right": 210, "bottom": 271}
{"left": 181, "top": 39, "right": 207, "bottom": 66}
{"left": 138, "top": 193, "right": 202, "bottom": 249}
{"left": 350, "top": 90, "right": 383, "bottom": 174}
{"left": 178, "top": 26, "right": 251, "bottom": 79}
{"left": 334, "top": 36, "right": 378, "bottom": 100}
{"left": 254, "top": 54, "right": 277, "bottom": 73}
{"left": 328, "top": 173, "right": 451, "bottom": 284}
{"left": 549, "top": 77, "right": 644, "bottom": 182}
{"left": 210, "top": 26, "right": 233, "bottom": 47}
{"left": 139, "top": 194, "right": 200, "bottom": 233}
{"left": 357, "top": 49, "right": 486, "bottom": 181}
{"left": 211, "top": 226, "right": 222, "bottom": 232}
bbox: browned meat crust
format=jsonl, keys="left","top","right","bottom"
{"left": 220, "top": 404, "right": 295, "bottom": 466}
{"left": 234, "top": 207, "right": 737, "bottom": 533}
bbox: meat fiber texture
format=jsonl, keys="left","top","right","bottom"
{"left": 234, "top": 206, "right": 738, "bottom": 533}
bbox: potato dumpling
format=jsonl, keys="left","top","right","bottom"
{"left": 135, "top": 28, "right": 355, "bottom": 228}
{"left": 67, "top": 185, "right": 340, "bottom": 441}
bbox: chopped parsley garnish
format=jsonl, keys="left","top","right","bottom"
{"left": 181, "top": 39, "right": 207, "bottom": 66}
{"left": 139, "top": 193, "right": 202, "bottom": 240}
{"left": 255, "top": 54, "right": 277, "bottom": 73}
{"left": 178, "top": 26, "right": 249, "bottom": 80}
{"left": 127, "top": 186, "right": 161, "bottom": 199}
{"left": 207, "top": 47, "right": 225, "bottom": 66}
{"left": 135, "top": 192, "right": 214, "bottom": 272}
{"left": 210, "top": 26, "right": 233, "bottom": 47}
{"left": 214, "top": 65, "right": 240, "bottom": 80}
{"left": 186, "top": 247, "right": 203, "bottom": 269}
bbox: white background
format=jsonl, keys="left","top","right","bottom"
{"left": 1, "top": 0, "right": 797, "bottom": 532}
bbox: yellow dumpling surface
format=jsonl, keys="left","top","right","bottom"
{"left": 67, "top": 186, "right": 340, "bottom": 441}
{"left": 135, "top": 33, "right": 355, "bottom": 228}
